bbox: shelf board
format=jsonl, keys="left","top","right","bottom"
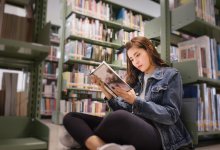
{"left": 6, "top": 0, "right": 29, "bottom": 7}
{"left": 172, "top": 60, "right": 220, "bottom": 87}
{"left": 45, "top": 56, "right": 59, "bottom": 63}
{"left": 0, "top": 57, "right": 33, "bottom": 69}
{"left": 0, "top": 38, "right": 49, "bottom": 66}
{"left": 145, "top": 17, "right": 186, "bottom": 46}
{"left": 50, "top": 39, "right": 60, "bottom": 45}
{"left": 43, "top": 74, "right": 57, "bottom": 80}
{"left": 65, "top": 59, "right": 126, "bottom": 70}
{"left": 67, "top": 34, "right": 122, "bottom": 49}
{"left": 103, "top": 0, "right": 153, "bottom": 20}
{"left": 172, "top": 1, "right": 220, "bottom": 42}
{"left": 198, "top": 130, "right": 220, "bottom": 136}
{"left": 66, "top": 7, "right": 138, "bottom": 32}
{"left": 145, "top": 1, "right": 220, "bottom": 43}
{"left": 66, "top": 87, "right": 102, "bottom": 92}
{"left": 196, "top": 77, "right": 220, "bottom": 87}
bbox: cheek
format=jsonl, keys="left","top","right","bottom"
{"left": 144, "top": 55, "right": 151, "bottom": 65}
{"left": 131, "top": 61, "right": 136, "bottom": 67}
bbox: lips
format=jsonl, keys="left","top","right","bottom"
{"left": 138, "top": 65, "right": 142, "bottom": 69}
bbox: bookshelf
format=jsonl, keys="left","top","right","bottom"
{"left": 145, "top": 0, "right": 220, "bottom": 147}
{"left": 66, "top": 34, "right": 122, "bottom": 49}
{"left": 66, "top": 6, "right": 138, "bottom": 32}
{"left": 0, "top": 0, "right": 50, "bottom": 149}
{"left": 0, "top": 38, "right": 49, "bottom": 62}
{"left": 4, "top": 0, "right": 29, "bottom": 7}
{"left": 41, "top": 24, "right": 61, "bottom": 118}
{"left": 173, "top": 60, "right": 220, "bottom": 87}
{"left": 65, "top": 59, "right": 126, "bottom": 70}
{"left": 53, "top": 0, "right": 153, "bottom": 124}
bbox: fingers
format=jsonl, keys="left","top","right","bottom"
{"left": 90, "top": 75, "right": 103, "bottom": 87}
{"left": 90, "top": 75, "right": 96, "bottom": 83}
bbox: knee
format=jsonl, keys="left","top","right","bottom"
{"left": 63, "top": 112, "right": 78, "bottom": 126}
{"left": 105, "top": 110, "right": 131, "bottom": 123}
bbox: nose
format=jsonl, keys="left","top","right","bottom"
{"left": 134, "top": 59, "right": 139, "bottom": 66}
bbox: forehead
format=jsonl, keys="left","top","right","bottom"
{"left": 127, "top": 47, "right": 145, "bottom": 57}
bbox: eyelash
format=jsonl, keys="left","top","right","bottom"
{"left": 130, "top": 52, "right": 140, "bottom": 62}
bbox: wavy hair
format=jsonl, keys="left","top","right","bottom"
{"left": 125, "top": 36, "right": 169, "bottom": 86}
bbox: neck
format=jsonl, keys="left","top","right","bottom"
{"left": 144, "top": 65, "right": 156, "bottom": 75}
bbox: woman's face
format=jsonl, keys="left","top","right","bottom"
{"left": 127, "top": 47, "right": 155, "bottom": 74}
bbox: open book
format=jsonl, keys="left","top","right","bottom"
{"left": 90, "top": 61, "right": 131, "bottom": 97}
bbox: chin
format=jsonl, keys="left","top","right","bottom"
{"left": 139, "top": 69, "right": 145, "bottom": 72}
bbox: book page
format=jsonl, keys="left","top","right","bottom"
{"left": 91, "top": 61, "right": 131, "bottom": 96}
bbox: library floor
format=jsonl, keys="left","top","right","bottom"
{"left": 42, "top": 119, "right": 220, "bottom": 150}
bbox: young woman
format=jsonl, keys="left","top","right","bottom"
{"left": 63, "top": 36, "right": 192, "bottom": 150}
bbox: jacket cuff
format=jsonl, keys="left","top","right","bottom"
{"left": 132, "top": 97, "right": 143, "bottom": 114}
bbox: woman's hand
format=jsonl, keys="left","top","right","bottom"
{"left": 90, "top": 75, "right": 105, "bottom": 90}
{"left": 113, "top": 87, "right": 136, "bottom": 104}
{"left": 90, "top": 75, "right": 113, "bottom": 100}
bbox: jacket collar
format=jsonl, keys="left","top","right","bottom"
{"left": 138, "top": 67, "right": 164, "bottom": 81}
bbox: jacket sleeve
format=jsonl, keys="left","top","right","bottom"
{"left": 107, "top": 97, "right": 132, "bottom": 112}
{"left": 132, "top": 71, "right": 183, "bottom": 125}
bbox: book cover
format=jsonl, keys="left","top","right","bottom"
{"left": 90, "top": 61, "right": 131, "bottom": 97}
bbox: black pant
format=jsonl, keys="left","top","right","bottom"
{"left": 63, "top": 110, "right": 162, "bottom": 150}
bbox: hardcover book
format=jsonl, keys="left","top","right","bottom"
{"left": 90, "top": 61, "right": 131, "bottom": 97}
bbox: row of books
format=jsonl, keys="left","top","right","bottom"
{"left": 118, "top": 29, "right": 144, "bottom": 45}
{"left": 65, "top": 40, "right": 113, "bottom": 63}
{"left": 40, "top": 98, "right": 56, "bottom": 116}
{"left": 67, "top": 0, "right": 145, "bottom": 31}
{"left": 117, "top": 8, "right": 145, "bottom": 31}
{"left": 68, "top": 90, "right": 104, "bottom": 100}
{"left": 42, "top": 81, "right": 57, "bottom": 98}
{"left": 170, "top": 0, "right": 216, "bottom": 26}
{"left": 66, "top": 14, "right": 114, "bottom": 41}
{"left": 50, "top": 33, "right": 60, "bottom": 44}
{"left": 177, "top": 35, "right": 220, "bottom": 79}
{"left": 183, "top": 84, "right": 220, "bottom": 131}
{"left": 62, "top": 64, "right": 126, "bottom": 90}
{"left": 195, "top": 0, "right": 216, "bottom": 25}
{"left": 46, "top": 46, "right": 60, "bottom": 61}
{"left": 67, "top": 0, "right": 111, "bottom": 21}
{"left": 60, "top": 99, "right": 107, "bottom": 116}
{"left": 64, "top": 40, "right": 128, "bottom": 65}
{"left": 66, "top": 13, "right": 143, "bottom": 43}
{"left": 62, "top": 71, "right": 96, "bottom": 90}
{"left": 44, "top": 62, "right": 58, "bottom": 75}
{"left": 115, "top": 48, "right": 127, "bottom": 67}
{"left": 41, "top": 25, "right": 60, "bottom": 117}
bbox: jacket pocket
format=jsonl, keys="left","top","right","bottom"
{"left": 150, "top": 84, "right": 168, "bottom": 102}
{"left": 151, "top": 84, "right": 168, "bottom": 92}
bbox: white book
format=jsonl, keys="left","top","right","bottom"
{"left": 90, "top": 61, "right": 131, "bottom": 97}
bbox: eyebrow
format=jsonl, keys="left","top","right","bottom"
{"left": 129, "top": 51, "right": 138, "bottom": 59}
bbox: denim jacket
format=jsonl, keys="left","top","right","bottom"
{"left": 107, "top": 67, "right": 192, "bottom": 150}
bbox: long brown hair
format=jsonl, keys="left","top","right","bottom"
{"left": 125, "top": 36, "right": 169, "bottom": 86}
